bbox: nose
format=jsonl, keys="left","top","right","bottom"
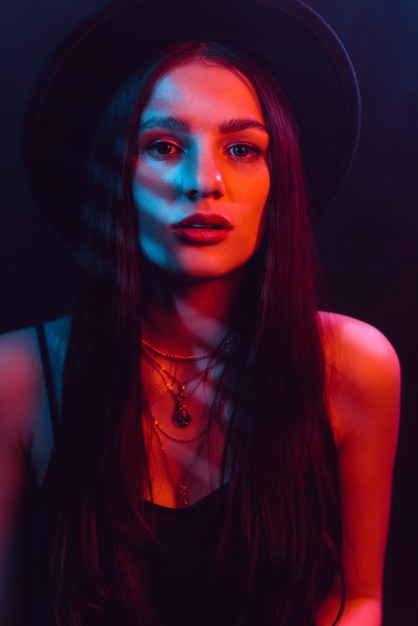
{"left": 182, "top": 146, "right": 226, "bottom": 201}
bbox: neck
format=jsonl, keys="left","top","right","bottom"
{"left": 143, "top": 266, "right": 245, "bottom": 356}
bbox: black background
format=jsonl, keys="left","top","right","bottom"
{"left": 0, "top": 1, "right": 417, "bottom": 623}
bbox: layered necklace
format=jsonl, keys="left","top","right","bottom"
{"left": 142, "top": 339, "right": 216, "bottom": 428}
{"left": 142, "top": 337, "right": 221, "bottom": 507}
{"left": 151, "top": 417, "right": 208, "bottom": 507}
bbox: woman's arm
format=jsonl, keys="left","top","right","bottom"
{"left": 318, "top": 313, "right": 401, "bottom": 626}
{"left": 0, "top": 329, "right": 45, "bottom": 622}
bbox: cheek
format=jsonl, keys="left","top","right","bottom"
{"left": 239, "top": 167, "right": 270, "bottom": 218}
{"left": 132, "top": 159, "right": 176, "bottom": 206}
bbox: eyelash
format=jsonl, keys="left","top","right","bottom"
{"left": 141, "top": 140, "right": 262, "bottom": 161}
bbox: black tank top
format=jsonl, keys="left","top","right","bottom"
{"left": 144, "top": 486, "right": 231, "bottom": 625}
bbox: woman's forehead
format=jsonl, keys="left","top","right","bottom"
{"left": 140, "top": 60, "right": 266, "bottom": 126}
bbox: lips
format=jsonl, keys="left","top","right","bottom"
{"left": 174, "top": 213, "right": 233, "bottom": 230}
{"left": 172, "top": 213, "right": 232, "bottom": 244}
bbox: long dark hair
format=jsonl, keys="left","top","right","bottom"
{"left": 41, "top": 41, "right": 344, "bottom": 626}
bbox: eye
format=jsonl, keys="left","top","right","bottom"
{"left": 227, "top": 144, "right": 260, "bottom": 160}
{"left": 231, "top": 144, "right": 250, "bottom": 157}
{"left": 143, "top": 140, "right": 183, "bottom": 159}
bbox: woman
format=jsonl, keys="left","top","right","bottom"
{"left": 0, "top": 1, "right": 400, "bottom": 625}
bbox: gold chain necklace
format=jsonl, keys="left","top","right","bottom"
{"left": 141, "top": 338, "right": 215, "bottom": 362}
{"left": 153, "top": 417, "right": 208, "bottom": 443}
{"left": 152, "top": 421, "right": 208, "bottom": 507}
{"left": 141, "top": 334, "right": 232, "bottom": 362}
{"left": 143, "top": 347, "right": 211, "bottom": 428}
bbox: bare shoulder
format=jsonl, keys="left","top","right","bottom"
{"left": 318, "top": 311, "right": 401, "bottom": 445}
{"left": 319, "top": 311, "right": 400, "bottom": 377}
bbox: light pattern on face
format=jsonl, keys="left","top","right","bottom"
{"left": 132, "top": 59, "right": 271, "bottom": 280}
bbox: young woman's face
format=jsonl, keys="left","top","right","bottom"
{"left": 133, "top": 59, "right": 271, "bottom": 280}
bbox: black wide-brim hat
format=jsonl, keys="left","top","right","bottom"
{"left": 23, "top": 0, "right": 361, "bottom": 243}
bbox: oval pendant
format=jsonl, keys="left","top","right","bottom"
{"left": 172, "top": 399, "right": 192, "bottom": 428}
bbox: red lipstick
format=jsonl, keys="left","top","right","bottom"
{"left": 172, "top": 213, "right": 232, "bottom": 244}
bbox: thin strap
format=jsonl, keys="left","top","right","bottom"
{"left": 36, "top": 324, "right": 60, "bottom": 443}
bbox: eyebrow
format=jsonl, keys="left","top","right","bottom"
{"left": 219, "top": 118, "right": 268, "bottom": 134}
{"left": 139, "top": 116, "right": 269, "bottom": 135}
{"left": 139, "top": 116, "right": 190, "bottom": 132}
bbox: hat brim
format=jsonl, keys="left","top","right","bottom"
{"left": 23, "top": 0, "right": 361, "bottom": 242}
